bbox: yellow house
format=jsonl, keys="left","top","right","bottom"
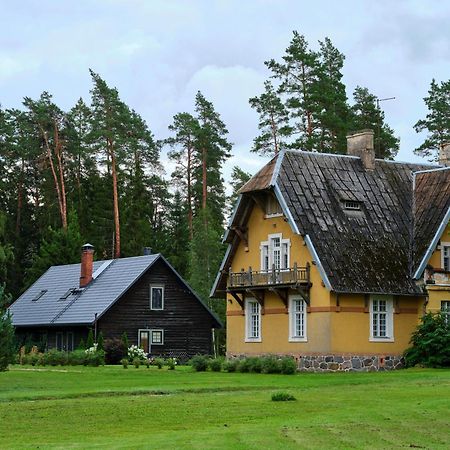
{"left": 212, "top": 132, "right": 450, "bottom": 371}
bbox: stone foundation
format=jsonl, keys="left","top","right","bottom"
{"left": 298, "top": 354, "right": 404, "bottom": 372}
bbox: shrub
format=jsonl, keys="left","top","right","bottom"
{"left": 166, "top": 357, "right": 177, "bottom": 370}
{"left": 247, "top": 357, "right": 262, "bottom": 373}
{"left": 77, "top": 338, "right": 86, "bottom": 350}
{"left": 223, "top": 359, "right": 239, "bottom": 372}
{"left": 271, "top": 392, "right": 296, "bottom": 402}
{"left": 133, "top": 358, "right": 141, "bottom": 368}
{"left": 97, "top": 332, "right": 104, "bottom": 352}
{"left": 261, "top": 356, "right": 282, "bottom": 374}
{"left": 236, "top": 358, "right": 251, "bottom": 373}
{"left": 121, "top": 358, "right": 129, "bottom": 369}
{"left": 404, "top": 312, "right": 450, "bottom": 368}
{"left": 42, "top": 349, "right": 67, "bottom": 366}
{"left": 208, "top": 358, "right": 223, "bottom": 372}
{"left": 127, "top": 345, "right": 147, "bottom": 362}
{"left": 280, "top": 357, "right": 297, "bottom": 374}
{"left": 153, "top": 357, "right": 164, "bottom": 369}
{"left": 190, "top": 355, "right": 209, "bottom": 372}
{"left": 84, "top": 350, "right": 105, "bottom": 367}
{"left": 68, "top": 350, "right": 86, "bottom": 366}
{"left": 104, "top": 338, "right": 126, "bottom": 364}
{"left": 121, "top": 332, "right": 129, "bottom": 350}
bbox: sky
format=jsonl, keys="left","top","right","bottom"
{"left": 1, "top": 0, "right": 450, "bottom": 186}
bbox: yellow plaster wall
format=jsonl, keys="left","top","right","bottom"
{"left": 428, "top": 222, "right": 450, "bottom": 268}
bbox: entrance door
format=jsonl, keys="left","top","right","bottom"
{"left": 138, "top": 330, "right": 151, "bottom": 354}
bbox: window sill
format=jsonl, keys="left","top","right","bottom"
{"left": 245, "top": 338, "right": 262, "bottom": 343}
{"left": 264, "top": 213, "right": 283, "bottom": 219}
{"left": 289, "top": 337, "right": 308, "bottom": 343}
{"left": 369, "top": 337, "right": 394, "bottom": 343}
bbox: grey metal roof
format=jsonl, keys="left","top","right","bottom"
{"left": 10, "top": 255, "right": 158, "bottom": 326}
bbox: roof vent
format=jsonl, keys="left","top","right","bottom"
{"left": 344, "top": 200, "right": 361, "bottom": 211}
{"left": 346, "top": 130, "right": 375, "bottom": 171}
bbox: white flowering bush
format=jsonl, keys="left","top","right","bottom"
{"left": 85, "top": 343, "right": 98, "bottom": 354}
{"left": 127, "top": 345, "right": 147, "bottom": 361}
{"left": 166, "top": 357, "right": 177, "bottom": 370}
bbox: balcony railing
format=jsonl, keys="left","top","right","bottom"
{"left": 228, "top": 263, "right": 310, "bottom": 290}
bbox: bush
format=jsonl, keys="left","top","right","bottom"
{"left": 404, "top": 312, "right": 450, "bottom": 368}
{"left": 247, "top": 357, "right": 263, "bottom": 373}
{"left": 42, "top": 349, "right": 67, "bottom": 366}
{"left": 121, "top": 332, "right": 129, "bottom": 350}
{"left": 280, "top": 356, "right": 297, "bottom": 374}
{"left": 128, "top": 345, "right": 147, "bottom": 362}
{"left": 236, "top": 358, "right": 251, "bottom": 373}
{"left": 104, "top": 338, "right": 126, "bottom": 364}
{"left": 166, "top": 357, "right": 177, "bottom": 370}
{"left": 84, "top": 350, "right": 105, "bottom": 367}
{"left": 261, "top": 356, "right": 281, "bottom": 374}
{"left": 77, "top": 338, "right": 86, "bottom": 350}
{"left": 153, "top": 357, "right": 164, "bottom": 369}
{"left": 133, "top": 358, "right": 141, "bottom": 368}
{"left": 121, "top": 358, "right": 129, "bottom": 369}
{"left": 97, "top": 332, "right": 104, "bottom": 352}
{"left": 68, "top": 350, "right": 86, "bottom": 366}
{"left": 271, "top": 392, "right": 296, "bottom": 402}
{"left": 208, "top": 358, "right": 223, "bottom": 372}
{"left": 190, "top": 355, "right": 209, "bottom": 372}
{"left": 223, "top": 359, "right": 239, "bottom": 372}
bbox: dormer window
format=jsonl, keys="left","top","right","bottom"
{"left": 32, "top": 290, "right": 47, "bottom": 302}
{"left": 266, "top": 194, "right": 283, "bottom": 218}
{"left": 343, "top": 200, "right": 361, "bottom": 211}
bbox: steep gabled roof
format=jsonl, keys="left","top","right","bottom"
{"left": 10, "top": 254, "right": 222, "bottom": 328}
{"left": 212, "top": 150, "right": 446, "bottom": 297}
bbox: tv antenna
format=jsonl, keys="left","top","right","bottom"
{"left": 376, "top": 96, "right": 395, "bottom": 156}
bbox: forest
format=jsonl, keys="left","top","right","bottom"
{"left": 0, "top": 31, "right": 447, "bottom": 323}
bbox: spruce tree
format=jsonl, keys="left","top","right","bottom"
{"left": 86, "top": 329, "right": 95, "bottom": 349}
{"left": 249, "top": 81, "right": 292, "bottom": 156}
{"left": 97, "top": 331, "right": 104, "bottom": 351}
{"left": 414, "top": 79, "right": 450, "bottom": 161}
{"left": 349, "top": 86, "right": 399, "bottom": 159}
{"left": 0, "top": 284, "right": 15, "bottom": 371}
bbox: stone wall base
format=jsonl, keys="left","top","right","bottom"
{"left": 298, "top": 354, "right": 404, "bottom": 372}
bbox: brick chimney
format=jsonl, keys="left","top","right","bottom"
{"left": 346, "top": 129, "right": 375, "bottom": 170}
{"left": 439, "top": 143, "right": 450, "bottom": 166}
{"left": 80, "top": 243, "right": 94, "bottom": 288}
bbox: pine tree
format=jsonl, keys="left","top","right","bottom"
{"left": 229, "top": 166, "right": 251, "bottom": 207}
{"left": 349, "top": 86, "right": 399, "bottom": 159}
{"left": 414, "top": 78, "right": 450, "bottom": 161}
{"left": 0, "top": 284, "right": 15, "bottom": 371}
{"left": 249, "top": 81, "right": 292, "bottom": 156}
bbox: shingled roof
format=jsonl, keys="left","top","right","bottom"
{"left": 212, "top": 150, "right": 449, "bottom": 297}
{"left": 10, "top": 254, "right": 221, "bottom": 327}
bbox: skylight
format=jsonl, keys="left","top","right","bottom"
{"left": 59, "top": 288, "right": 75, "bottom": 300}
{"left": 32, "top": 290, "right": 48, "bottom": 302}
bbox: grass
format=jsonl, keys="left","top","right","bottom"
{"left": 0, "top": 366, "right": 449, "bottom": 449}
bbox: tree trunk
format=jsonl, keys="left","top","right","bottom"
{"left": 301, "top": 62, "right": 312, "bottom": 138}
{"left": 15, "top": 158, "right": 24, "bottom": 235}
{"left": 270, "top": 111, "right": 279, "bottom": 155}
{"left": 187, "top": 142, "right": 193, "bottom": 239}
{"left": 202, "top": 147, "right": 207, "bottom": 210}
{"left": 53, "top": 121, "right": 67, "bottom": 230}
{"left": 109, "top": 138, "right": 121, "bottom": 258}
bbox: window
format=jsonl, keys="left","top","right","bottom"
{"left": 344, "top": 200, "right": 361, "bottom": 211}
{"left": 151, "top": 330, "right": 164, "bottom": 345}
{"left": 59, "top": 288, "right": 74, "bottom": 300}
{"left": 56, "top": 332, "right": 64, "bottom": 351}
{"left": 266, "top": 194, "right": 283, "bottom": 217}
{"left": 442, "top": 243, "right": 450, "bottom": 271}
{"left": 260, "top": 234, "right": 290, "bottom": 272}
{"left": 150, "top": 285, "right": 164, "bottom": 310}
{"left": 66, "top": 332, "right": 74, "bottom": 352}
{"left": 370, "top": 296, "right": 394, "bottom": 342}
{"left": 32, "top": 289, "right": 47, "bottom": 302}
{"left": 245, "top": 299, "right": 261, "bottom": 342}
{"left": 441, "top": 301, "right": 450, "bottom": 325}
{"left": 289, "top": 297, "right": 307, "bottom": 342}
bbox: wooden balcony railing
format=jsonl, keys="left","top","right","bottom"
{"left": 228, "top": 263, "right": 310, "bottom": 290}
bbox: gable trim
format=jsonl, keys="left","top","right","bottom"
{"left": 222, "top": 194, "right": 243, "bottom": 243}
{"left": 270, "top": 149, "right": 286, "bottom": 186}
{"left": 413, "top": 205, "right": 450, "bottom": 279}
{"left": 273, "top": 183, "right": 300, "bottom": 235}
{"left": 210, "top": 244, "right": 232, "bottom": 298}
{"left": 304, "top": 234, "right": 332, "bottom": 290}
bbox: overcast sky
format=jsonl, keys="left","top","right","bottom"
{"left": 2, "top": 0, "right": 450, "bottom": 185}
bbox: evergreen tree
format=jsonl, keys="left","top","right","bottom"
{"left": 414, "top": 78, "right": 450, "bottom": 161}
{"left": 349, "top": 86, "right": 399, "bottom": 159}
{"left": 97, "top": 331, "right": 104, "bottom": 351}
{"left": 229, "top": 167, "right": 251, "bottom": 208}
{"left": 0, "top": 284, "right": 15, "bottom": 371}
{"left": 25, "top": 211, "right": 82, "bottom": 287}
{"left": 0, "top": 213, "right": 14, "bottom": 286}
{"left": 249, "top": 81, "right": 292, "bottom": 156}
{"left": 121, "top": 331, "right": 129, "bottom": 350}
{"left": 86, "top": 329, "right": 95, "bottom": 349}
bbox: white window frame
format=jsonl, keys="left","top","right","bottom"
{"left": 151, "top": 329, "right": 164, "bottom": 345}
{"left": 260, "top": 233, "right": 291, "bottom": 272}
{"left": 289, "top": 296, "right": 307, "bottom": 342}
{"left": 369, "top": 296, "right": 394, "bottom": 342}
{"left": 150, "top": 285, "right": 165, "bottom": 310}
{"left": 441, "top": 301, "right": 450, "bottom": 325}
{"left": 245, "top": 298, "right": 261, "bottom": 342}
{"left": 441, "top": 242, "right": 450, "bottom": 271}
{"left": 265, "top": 194, "right": 283, "bottom": 218}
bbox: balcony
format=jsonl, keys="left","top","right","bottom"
{"left": 228, "top": 263, "right": 310, "bottom": 290}
{"left": 425, "top": 268, "right": 450, "bottom": 286}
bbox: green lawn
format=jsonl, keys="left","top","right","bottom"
{"left": 1, "top": 366, "right": 449, "bottom": 449}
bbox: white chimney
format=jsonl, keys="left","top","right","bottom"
{"left": 439, "top": 143, "right": 450, "bottom": 166}
{"left": 346, "top": 130, "right": 375, "bottom": 171}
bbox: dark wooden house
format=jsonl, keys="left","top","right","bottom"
{"left": 10, "top": 245, "right": 221, "bottom": 359}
